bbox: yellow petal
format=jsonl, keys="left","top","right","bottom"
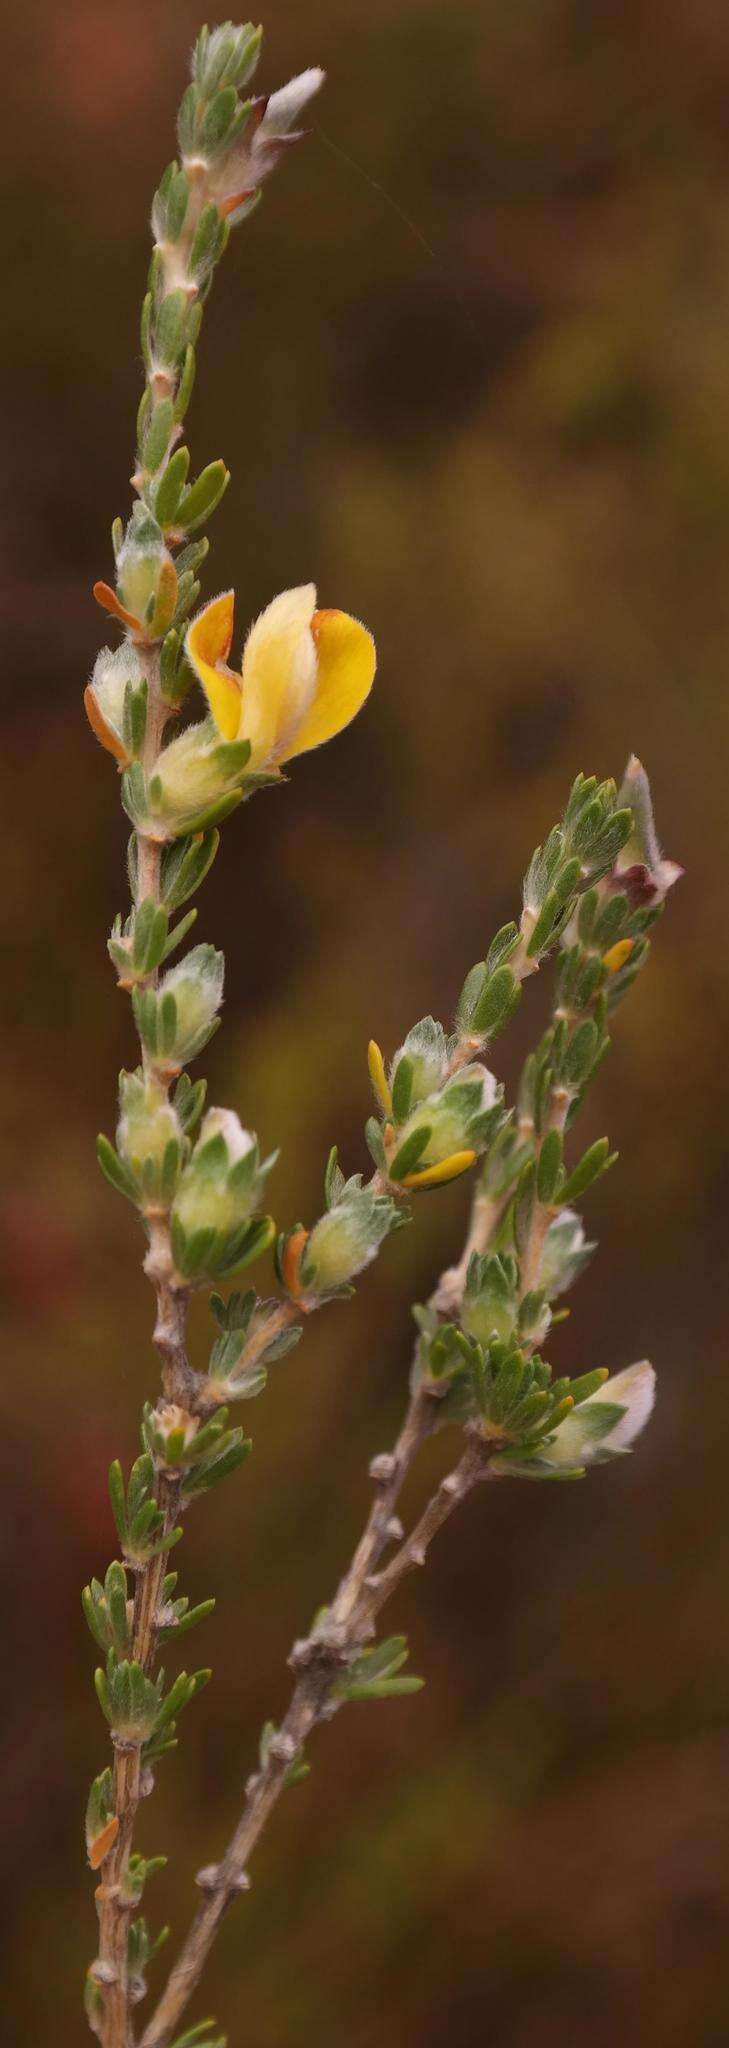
{"left": 186, "top": 592, "right": 242, "bottom": 742}
{"left": 367, "top": 1039, "right": 392, "bottom": 1116}
{"left": 240, "top": 585, "right": 318, "bottom": 766}
{"left": 402, "top": 1149, "right": 476, "bottom": 1191}
{"left": 277, "top": 608, "right": 376, "bottom": 762}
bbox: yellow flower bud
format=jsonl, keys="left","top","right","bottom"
{"left": 401, "top": 1149, "right": 476, "bottom": 1190}
{"left": 367, "top": 1040, "right": 392, "bottom": 1116}
{"left": 603, "top": 938, "right": 634, "bottom": 974}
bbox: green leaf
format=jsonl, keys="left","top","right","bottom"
{"left": 155, "top": 290, "right": 190, "bottom": 369}
{"left": 160, "top": 1597, "right": 216, "bottom": 1641}
{"left": 108, "top": 1459, "right": 127, "bottom": 1544}
{"left": 563, "top": 1019, "right": 599, "bottom": 1087}
{"left": 183, "top": 1434, "right": 251, "bottom": 1495}
{"left": 174, "top": 344, "right": 196, "bottom": 424}
{"left": 486, "top": 922, "right": 520, "bottom": 972}
{"left": 155, "top": 445, "right": 191, "bottom": 526}
{"left": 97, "top": 1134, "right": 139, "bottom": 1206}
{"left": 388, "top": 1124, "right": 432, "bottom": 1181}
{"left": 560, "top": 1138, "right": 615, "bottom": 1204}
{"left": 143, "top": 397, "right": 174, "bottom": 475}
{"left": 456, "top": 960, "right": 487, "bottom": 1031}
{"left": 333, "top": 1635, "right": 425, "bottom": 1704}
{"left": 178, "top": 460, "right": 230, "bottom": 534}
{"left": 166, "top": 168, "right": 190, "bottom": 241}
{"left": 170, "top": 2024, "right": 228, "bottom": 2048}
{"left": 536, "top": 1127, "right": 563, "bottom": 1205}
{"left": 200, "top": 87, "right": 239, "bottom": 155}
{"left": 364, "top": 1116, "right": 387, "bottom": 1171}
{"left": 159, "top": 907, "right": 198, "bottom": 964}
{"left": 526, "top": 888, "right": 563, "bottom": 957}
{"left": 161, "top": 829, "right": 220, "bottom": 910}
{"left": 344, "top": 1676, "right": 424, "bottom": 1700}
{"left": 324, "top": 1144, "right": 345, "bottom": 1210}
{"left": 569, "top": 1368, "right": 609, "bottom": 1406}
{"left": 391, "top": 1055, "right": 414, "bottom": 1123}
{"left": 470, "top": 965, "right": 521, "bottom": 1037}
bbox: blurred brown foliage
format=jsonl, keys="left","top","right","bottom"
{"left": 1, "top": 2, "right": 728, "bottom": 2043}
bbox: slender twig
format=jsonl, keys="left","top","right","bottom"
{"left": 93, "top": 654, "right": 192, "bottom": 2048}
{"left": 139, "top": 1430, "right": 494, "bottom": 2048}
{"left": 139, "top": 1188, "right": 508, "bottom": 2048}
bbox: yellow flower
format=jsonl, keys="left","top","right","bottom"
{"left": 185, "top": 585, "right": 376, "bottom": 769}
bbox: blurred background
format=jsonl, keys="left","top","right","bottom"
{"left": 2, "top": 1, "right": 729, "bottom": 2042}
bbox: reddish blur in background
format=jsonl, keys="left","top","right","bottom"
{"left": 2, "top": 2, "right": 729, "bottom": 2043}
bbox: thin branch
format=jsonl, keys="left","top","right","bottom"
{"left": 139, "top": 1425, "right": 493, "bottom": 2048}
{"left": 139, "top": 1205, "right": 508, "bottom": 2048}
{"left": 93, "top": 654, "right": 192, "bottom": 2048}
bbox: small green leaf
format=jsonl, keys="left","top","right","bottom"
{"left": 155, "top": 445, "right": 191, "bottom": 526}
{"left": 97, "top": 1135, "right": 139, "bottom": 1206}
{"left": 536, "top": 1127, "right": 563, "bottom": 1205}
{"left": 143, "top": 397, "right": 174, "bottom": 476}
{"left": 388, "top": 1124, "right": 432, "bottom": 1181}
{"left": 560, "top": 1139, "right": 616, "bottom": 1204}
{"left": 391, "top": 1055, "right": 414, "bottom": 1123}
{"left": 178, "top": 460, "right": 230, "bottom": 534}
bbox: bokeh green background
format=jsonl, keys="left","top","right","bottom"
{"left": 2, "top": 2, "right": 729, "bottom": 2042}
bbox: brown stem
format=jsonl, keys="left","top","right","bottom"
{"left": 95, "top": 1479, "right": 181, "bottom": 2047}
{"left": 139, "top": 1227, "right": 504, "bottom": 2048}
{"left": 363, "top": 1433, "right": 492, "bottom": 1620}
{"left": 92, "top": 650, "right": 195, "bottom": 2048}
{"left": 139, "top": 1424, "right": 492, "bottom": 2048}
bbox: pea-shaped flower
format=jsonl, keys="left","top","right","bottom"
{"left": 540, "top": 1361, "right": 656, "bottom": 1472}
{"left": 185, "top": 586, "right": 376, "bottom": 769}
